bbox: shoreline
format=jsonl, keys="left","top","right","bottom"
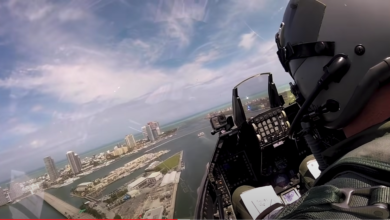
{"left": 168, "top": 151, "right": 183, "bottom": 219}
{"left": 71, "top": 151, "right": 170, "bottom": 201}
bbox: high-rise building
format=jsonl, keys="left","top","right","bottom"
{"left": 9, "top": 182, "right": 23, "bottom": 201}
{"left": 145, "top": 125, "right": 155, "bottom": 142}
{"left": 156, "top": 127, "right": 161, "bottom": 135}
{"left": 152, "top": 129, "right": 158, "bottom": 140}
{"left": 0, "top": 187, "right": 8, "bottom": 206}
{"left": 141, "top": 126, "right": 148, "bottom": 140}
{"left": 113, "top": 147, "right": 124, "bottom": 156}
{"left": 75, "top": 154, "right": 82, "bottom": 171}
{"left": 125, "top": 134, "right": 136, "bottom": 148}
{"left": 66, "top": 151, "right": 81, "bottom": 174}
{"left": 147, "top": 122, "right": 160, "bottom": 140}
{"left": 43, "top": 156, "right": 59, "bottom": 182}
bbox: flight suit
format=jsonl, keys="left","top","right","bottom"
{"left": 232, "top": 120, "right": 390, "bottom": 219}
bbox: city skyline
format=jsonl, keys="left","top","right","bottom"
{"left": 0, "top": 0, "right": 289, "bottom": 181}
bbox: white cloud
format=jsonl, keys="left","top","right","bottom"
{"left": 8, "top": 123, "right": 39, "bottom": 135}
{"left": 0, "top": 0, "right": 293, "bottom": 179}
{"left": 30, "top": 139, "right": 46, "bottom": 149}
{"left": 58, "top": 8, "right": 85, "bottom": 22}
{"left": 31, "top": 105, "right": 43, "bottom": 112}
{"left": 6, "top": 0, "right": 53, "bottom": 21}
{"left": 239, "top": 32, "right": 257, "bottom": 50}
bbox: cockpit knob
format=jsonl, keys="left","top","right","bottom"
{"left": 257, "top": 134, "right": 261, "bottom": 142}
{"left": 281, "top": 111, "right": 287, "bottom": 118}
{"left": 252, "top": 123, "right": 258, "bottom": 130}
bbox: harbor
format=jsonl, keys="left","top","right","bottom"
{"left": 0, "top": 119, "right": 216, "bottom": 219}
{"left": 110, "top": 151, "right": 184, "bottom": 219}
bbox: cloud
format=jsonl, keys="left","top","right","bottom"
{"left": 31, "top": 105, "right": 43, "bottom": 112}
{"left": 0, "top": 0, "right": 292, "bottom": 181}
{"left": 8, "top": 123, "right": 40, "bottom": 135}
{"left": 30, "top": 139, "right": 46, "bottom": 149}
{"left": 238, "top": 32, "right": 257, "bottom": 50}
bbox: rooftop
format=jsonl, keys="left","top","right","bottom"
{"left": 147, "top": 172, "right": 162, "bottom": 178}
{"left": 128, "top": 177, "right": 146, "bottom": 188}
{"left": 77, "top": 182, "right": 93, "bottom": 187}
{"left": 144, "top": 206, "right": 164, "bottom": 219}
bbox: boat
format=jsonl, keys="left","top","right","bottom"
{"left": 59, "top": 177, "right": 80, "bottom": 187}
{"left": 198, "top": 132, "right": 205, "bottom": 137}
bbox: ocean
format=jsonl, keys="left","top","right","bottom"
{"left": 0, "top": 117, "right": 218, "bottom": 219}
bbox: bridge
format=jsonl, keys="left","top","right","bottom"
{"left": 85, "top": 195, "right": 99, "bottom": 202}
{"left": 36, "top": 191, "right": 95, "bottom": 219}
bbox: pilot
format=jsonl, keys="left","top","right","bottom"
{"left": 232, "top": 0, "right": 390, "bottom": 219}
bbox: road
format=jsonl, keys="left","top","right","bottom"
{"left": 36, "top": 191, "right": 95, "bottom": 219}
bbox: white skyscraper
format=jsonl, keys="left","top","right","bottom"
{"left": 66, "top": 151, "right": 81, "bottom": 174}
{"left": 75, "top": 154, "right": 82, "bottom": 171}
{"left": 44, "top": 156, "right": 59, "bottom": 182}
{"left": 152, "top": 129, "right": 158, "bottom": 140}
{"left": 146, "top": 125, "right": 155, "bottom": 142}
{"left": 125, "top": 134, "right": 136, "bottom": 148}
{"left": 148, "top": 121, "right": 160, "bottom": 140}
{"left": 141, "top": 126, "right": 148, "bottom": 140}
{"left": 156, "top": 127, "right": 161, "bottom": 135}
{"left": 0, "top": 187, "right": 8, "bottom": 206}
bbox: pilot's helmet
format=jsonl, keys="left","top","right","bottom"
{"left": 276, "top": 0, "right": 390, "bottom": 129}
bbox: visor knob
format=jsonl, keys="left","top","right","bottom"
{"left": 355, "top": 44, "right": 365, "bottom": 56}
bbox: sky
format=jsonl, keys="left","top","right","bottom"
{"left": 0, "top": 0, "right": 292, "bottom": 181}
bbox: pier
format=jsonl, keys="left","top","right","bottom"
{"left": 36, "top": 191, "right": 95, "bottom": 219}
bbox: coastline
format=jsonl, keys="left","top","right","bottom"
{"left": 167, "top": 151, "right": 183, "bottom": 219}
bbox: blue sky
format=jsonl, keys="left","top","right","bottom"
{"left": 0, "top": 0, "right": 291, "bottom": 181}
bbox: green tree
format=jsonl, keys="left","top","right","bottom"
{"left": 114, "top": 214, "right": 122, "bottom": 219}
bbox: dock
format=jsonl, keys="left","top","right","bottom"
{"left": 36, "top": 191, "right": 95, "bottom": 219}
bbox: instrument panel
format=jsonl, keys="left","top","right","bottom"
{"left": 202, "top": 107, "right": 302, "bottom": 216}
{"left": 249, "top": 107, "right": 290, "bottom": 149}
{"left": 218, "top": 151, "right": 257, "bottom": 191}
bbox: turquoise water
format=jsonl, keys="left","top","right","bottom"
{"left": 0, "top": 117, "right": 217, "bottom": 219}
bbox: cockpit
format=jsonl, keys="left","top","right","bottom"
{"left": 194, "top": 73, "right": 346, "bottom": 219}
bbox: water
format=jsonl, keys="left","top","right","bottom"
{"left": 0, "top": 117, "right": 217, "bottom": 219}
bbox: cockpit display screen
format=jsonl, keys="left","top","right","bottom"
{"left": 281, "top": 189, "right": 300, "bottom": 204}
{"left": 219, "top": 152, "right": 255, "bottom": 189}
